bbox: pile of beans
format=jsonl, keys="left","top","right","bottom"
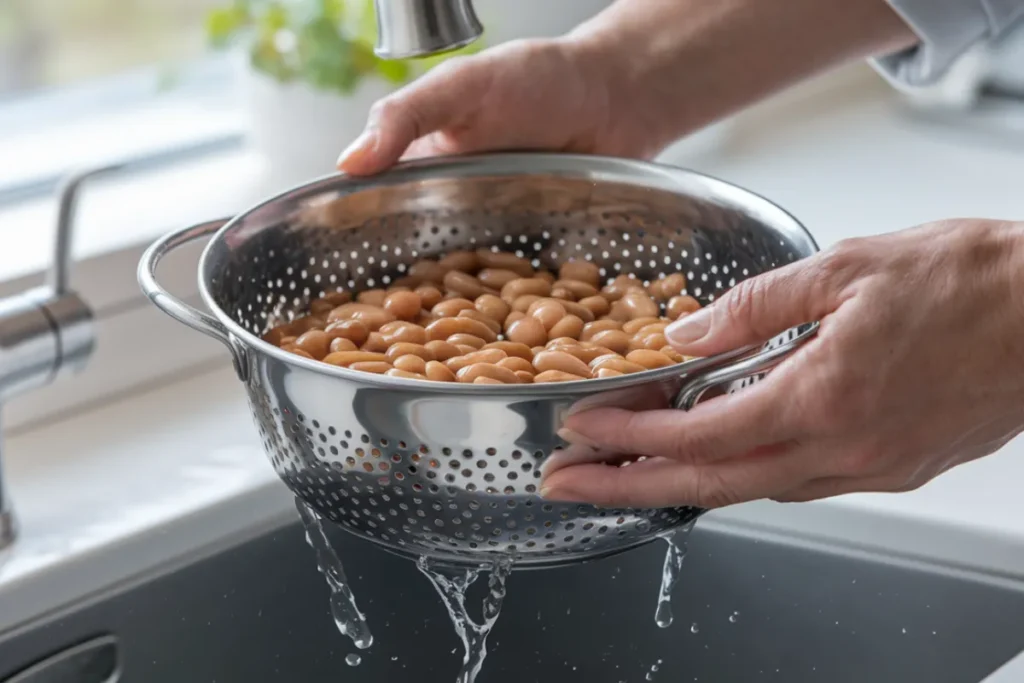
{"left": 262, "top": 250, "right": 702, "bottom": 384}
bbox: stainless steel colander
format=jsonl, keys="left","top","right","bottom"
{"left": 138, "top": 153, "right": 818, "bottom": 569}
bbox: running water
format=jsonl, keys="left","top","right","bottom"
{"left": 654, "top": 522, "right": 697, "bottom": 628}
{"left": 295, "top": 500, "right": 374, "bottom": 657}
{"left": 417, "top": 555, "right": 514, "bottom": 683}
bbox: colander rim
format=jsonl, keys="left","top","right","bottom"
{"left": 196, "top": 152, "right": 819, "bottom": 396}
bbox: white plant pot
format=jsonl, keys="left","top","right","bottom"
{"left": 238, "top": 59, "right": 398, "bottom": 190}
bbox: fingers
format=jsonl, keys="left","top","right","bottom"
{"left": 540, "top": 444, "right": 818, "bottom": 509}
{"left": 337, "top": 57, "right": 490, "bottom": 175}
{"left": 664, "top": 255, "right": 841, "bottom": 357}
{"left": 561, "top": 379, "right": 794, "bottom": 464}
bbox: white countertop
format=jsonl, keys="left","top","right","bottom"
{"left": 3, "top": 65, "right": 1024, "bottom": 636}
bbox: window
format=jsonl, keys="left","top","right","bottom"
{"left": 0, "top": 0, "right": 242, "bottom": 205}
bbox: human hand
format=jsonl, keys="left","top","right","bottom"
{"left": 336, "top": 37, "right": 669, "bottom": 176}
{"left": 540, "top": 219, "right": 1024, "bottom": 508}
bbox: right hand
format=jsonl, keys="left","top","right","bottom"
{"left": 336, "top": 38, "right": 666, "bottom": 176}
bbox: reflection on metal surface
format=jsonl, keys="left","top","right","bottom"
{"left": 372, "top": 0, "right": 483, "bottom": 59}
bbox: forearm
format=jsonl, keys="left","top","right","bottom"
{"left": 567, "top": 0, "right": 917, "bottom": 147}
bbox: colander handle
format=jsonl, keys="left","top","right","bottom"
{"left": 673, "top": 323, "right": 819, "bottom": 411}
{"left": 137, "top": 219, "right": 249, "bottom": 382}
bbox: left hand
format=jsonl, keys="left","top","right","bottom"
{"left": 540, "top": 219, "right": 1024, "bottom": 508}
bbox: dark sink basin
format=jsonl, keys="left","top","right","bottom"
{"left": 2, "top": 518, "right": 1023, "bottom": 682}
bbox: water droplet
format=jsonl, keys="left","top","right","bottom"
{"left": 654, "top": 524, "right": 696, "bottom": 628}
{"left": 728, "top": 611, "right": 739, "bottom": 623}
{"left": 901, "top": 627, "right": 907, "bottom": 634}
{"left": 690, "top": 623, "right": 700, "bottom": 634}
{"left": 346, "top": 653, "right": 361, "bottom": 667}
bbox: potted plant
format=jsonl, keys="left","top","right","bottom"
{"left": 205, "top": 0, "right": 482, "bottom": 187}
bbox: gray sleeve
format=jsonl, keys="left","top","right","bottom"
{"left": 871, "top": 0, "right": 1024, "bottom": 88}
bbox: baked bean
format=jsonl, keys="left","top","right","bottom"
{"left": 379, "top": 321, "right": 428, "bottom": 345}
{"left": 660, "top": 273, "right": 688, "bottom": 300}
{"left": 455, "top": 344, "right": 479, "bottom": 355}
{"left": 533, "top": 350, "right": 593, "bottom": 378}
{"left": 290, "top": 315, "right": 326, "bottom": 334}
{"left": 506, "top": 317, "right": 547, "bottom": 347}
{"left": 532, "top": 346, "right": 546, "bottom": 356}
{"left": 278, "top": 335, "right": 297, "bottom": 347}
{"left": 561, "top": 343, "right": 615, "bottom": 364}
{"left": 640, "top": 332, "right": 669, "bottom": 350}
{"left": 415, "top": 285, "right": 444, "bottom": 310}
{"left": 444, "top": 270, "right": 496, "bottom": 299}
{"left": 438, "top": 250, "right": 480, "bottom": 273}
{"left": 458, "top": 309, "right": 502, "bottom": 334}
{"left": 383, "top": 290, "right": 422, "bottom": 321}
{"left": 294, "top": 330, "right": 331, "bottom": 359}
{"left": 325, "top": 319, "right": 370, "bottom": 347}
{"left": 589, "top": 329, "right": 632, "bottom": 355}
{"left": 262, "top": 326, "right": 292, "bottom": 345}
{"left": 476, "top": 250, "right": 534, "bottom": 277}
{"left": 474, "top": 294, "right": 511, "bottom": 322}
{"left": 408, "top": 260, "right": 447, "bottom": 284}
{"left": 549, "top": 314, "right": 585, "bottom": 340}
{"left": 329, "top": 337, "right": 358, "bottom": 353}
{"left": 550, "top": 286, "right": 577, "bottom": 301}
{"left": 427, "top": 316, "right": 499, "bottom": 343}
{"left": 667, "top": 295, "right": 702, "bottom": 319}
{"left": 580, "top": 319, "right": 622, "bottom": 340}
{"left": 387, "top": 368, "right": 426, "bottom": 380}
{"left": 603, "top": 276, "right": 644, "bottom": 301}
{"left": 661, "top": 346, "right": 685, "bottom": 362}
{"left": 622, "top": 317, "right": 663, "bottom": 335}
{"left": 447, "top": 333, "right": 486, "bottom": 349}
{"left": 578, "top": 295, "right": 611, "bottom": 317}
{"left": 502, "top": 278, "right": 552, "bottom": 302}
{"left": 393, "top": 354, "right": 428, "bottom": 374}
{"left": 621, "top": 290, "right": 659, "bottom": 319}
{"left": 484, "top": 341, "right": 534, "bottom": 360}
{"left": 425, "top": 360, "right": 456, "bottom": 382}
{"left": 635, "top": 322, "right": 668, "bottom": 338}
{"left": 498, "top": 356, "right": 535, "bottom": 373}
{"left": 284, "top": 346, "right": 315, "bottom": 359}
{"left": 388, "top": 277, "right": 418, "bottom": 289}
{"left": 447, "top": 348, "right": 508, "bottom": 373}
{"left": 416, "top": 311, "right": 439, "bottom": 327}
{"left": 322, "top": 351, "right": 388, "bottom": 367}
{"left": 328, "top": 303, "right": 395, "bottom": 330}
{"left": 546, "top": 337, "right": 578, "bottom": 348}
{"left": 515, "top": 370, "right": 535, "bottom": 383}
{"left": 626, "top": 349, "right": 675, "bottom": 369}
{"left": 473, "top": 376, "right": 504, "bottom": 385}
{"left": 554, "top": 279, "right": 599, "bottom": 299}
{"left": 511, "top": 294, "right": 543, "bottom": 313}
{"left": 590, "top": 355, "right": 646, "bottom": 374}
{"left": 504, "top": 311, "right": 526, "bottom": 329}
{"left": 559, "top": 260, "right": 601, "bottom": 287}
{"left": 425, "top": 340, "right": 461, "bottom": 361}
{"left": 323, "top": 291, "right": 352, "bottom": 306}
{"left": 357, "top": 289, "right": 388, "bottom": 306}
{"left": 309, "top": 299, "right": 337, "bottom": 316}
{"left": 535, "top": 271, "right": 556, "bottom": 284}
{"left": 529, "top": 299, "right": 567, "bottom": 331}
{"left": 457, "top": 363, "right": 521, "bottom": 384}
{"left": 362, "top": 332, "right": 390, "bottom": 353}
{"left": 386, "top": 343, "right": 434, "bottom": 362}
{"left": 606, "top": 300, "right": 633, "bottom": 322}
{"left": 534, "top": 370, "right": 587, "bottom": 383}
{"left": 432, "top": 297, "right": 476, "bottom": 317}
{"left": 647, "top": 279, "right": 666, "bottom": 302}
{"left": 596, "top": 368, "right": 625, "bottom": 379}
{"left": 350, "top": 361, "right": 393, "bottom": 374}
{"left": 477, "top": 268, "right": 521, "bottom": 289}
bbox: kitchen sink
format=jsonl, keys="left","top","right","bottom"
{"left": 2, "top": 517, "right": 1023, "bottom": 682}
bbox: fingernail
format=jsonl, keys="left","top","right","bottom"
{"left": 557, "top": 427, "right": 599, "bottom": 449}
{"left": 336, "top": 127, "right": 379, "bottom": 169}
{"left": 666, "top": 307, "right": 712, "bottom": 345}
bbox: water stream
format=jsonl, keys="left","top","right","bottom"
{"left": 654, "top": 521, "right": 697, "bottom": 629}
{"left": 417, "top": 555, "right": 514, "bottom": 683}
{"left": 295, "top": 499, "right": 374, "bottom": 656}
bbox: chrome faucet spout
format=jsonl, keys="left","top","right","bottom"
{"left": 372, "top": 0, "right": 483, "bottom": 60}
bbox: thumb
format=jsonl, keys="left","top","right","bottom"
{"left": 336, "top": 57, "right": 488, "bottom": 176}
{"left": 665, "top": 257, "right": 835, "bottom": 356}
